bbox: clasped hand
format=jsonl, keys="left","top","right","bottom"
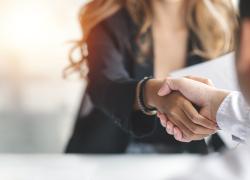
{"left": 146, "top": 76, "right": 228, "bottom": 142}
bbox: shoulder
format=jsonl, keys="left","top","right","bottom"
{"left": 88, "top": 8, "right": 137, "bottom": 43}
{"left": 103, "top": 8, "right": 137, "bottom": 37}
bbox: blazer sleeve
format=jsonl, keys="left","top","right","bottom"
{"left": 240, "top": 0, "right": 250, "bottom": 18}
{"left": 86, "top": 22, "right": 156, "bottom": 137}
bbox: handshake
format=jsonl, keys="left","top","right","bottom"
{"left": 144, "top": 76, "right": 229, "bottom": 142}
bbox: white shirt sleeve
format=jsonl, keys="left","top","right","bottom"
{"left": 216, "top": 92, "right": 250, "bottom": 142}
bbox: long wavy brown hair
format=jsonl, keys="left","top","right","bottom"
{"left": 65, "top": 0, "right": 238, "bottom": 78}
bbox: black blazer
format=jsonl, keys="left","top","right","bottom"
{"left": 66, "top": 8, "right": 224, "bottom": 154}
{"left": 240, "top": 0, "right": 250, "bottom": 18}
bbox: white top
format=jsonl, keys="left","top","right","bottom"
{"left": 217, "top": 92, "right": 250, "bottom": 142}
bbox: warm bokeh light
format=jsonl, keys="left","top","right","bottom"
{"left": 0, "top": 0, "right": 86, "bottom": 77}
{"left": 0, "top": 0, "right": 86, "bottom": 153}
{"left": 1, "top": 2, "right": 51, "bottom": 50}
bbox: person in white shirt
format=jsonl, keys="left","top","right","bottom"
{"left": 158, "top": 0, "right": 250, "bottom": 180}
{"left": 156, "top": 0, "right": 250, "bottom": 179}
{"left": 156, "top": 2, "right": 250, "bottom": 142}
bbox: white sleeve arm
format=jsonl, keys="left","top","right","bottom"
{"left": 216, "top": 92, "right": 250, "bottom": 142}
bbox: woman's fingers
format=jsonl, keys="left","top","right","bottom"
{"left": 166, "top": 121, "right": 174, "bottom": 135}
{"left": 172, "top": 128, "right": 191, "bottom": 142}
{"left": 167, "top": 114, "right": 195, "bottom": 139}
{"left": 173, "top": 127, "right": 182, "bottom": 141}
{"left": 159, "top": 113, "right": 183, "bottom": 137}
{"left": 181, "top": 100, "right": 217, "bottom": 130}
{"left": 157, "top": 112, "right": 175, "bottom": 135}
{"left": 179, "top": 138, "right": 191, "bottom": 143}
{"left": 157, "top": 112, "right": 167, "bottom": 128}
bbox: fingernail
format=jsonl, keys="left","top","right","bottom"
{"left": 166, "top": 128, "right": 170, "bottom": 134}
{"left": 173, "top": 129, "right": 178, "bottom": 139}
{"left": 158, "top": 88, "right": 165, "bottom": 96}
{"left": 167, "top": 126, "right": 171, "bottom": 132}
{"left": 183, "top": 139, "right": 191, "bottom": 143}
{"left": 158, "top": 82, "right": 171, "bottom": 96}
{"left": 177, "top": 132, "right": 181, "bottom": 140}
{"left": 161, "top": 121, "right": 167, "bottom": 127}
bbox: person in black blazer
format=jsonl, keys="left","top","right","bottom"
{"left": 65, "top": 0, "right": 238, "bottom": 154}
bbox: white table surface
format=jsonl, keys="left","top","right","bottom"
{"left": 0, "top": 154, "right": 201, "bottom": 180}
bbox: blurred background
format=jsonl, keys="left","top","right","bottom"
{"left": 0, "top": 0, "right": 239, "bottom": 154}
{"left": 0, "top": 0, "right": 87, "bottom": 153}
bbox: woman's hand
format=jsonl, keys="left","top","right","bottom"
{"left": 144, "top": 79, "right": 217, "bottom": 142}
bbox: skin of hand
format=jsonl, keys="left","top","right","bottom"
{"left": 144, "top": 79, "right": 217, "bottom": 142}
{"left": 157, "top": 76, "right": 229, "bottom": 142}
{"left": 237, "top": 19, "right": 250, "bottom": 103}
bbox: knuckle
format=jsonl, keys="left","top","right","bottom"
{"left": 190, "top": 125, "right": 198, "bottom": 134}
{"left": 204, "top": 79, "right": 210, "bottom": 84}
{"left": 184, "top": 131, "right": 193, "bottom": 139}
{"left": 168, "top": 109, "right": 177, "bottom": 117}
{"left": 205, "top": 78, "right": 213, "bottom": 85}
{"left": 189, "top": 134, "right": 196, "bottom": 140}
{"left": 185, "top": 135, "right": 192, "bottom": 140}
{"left": 183, "top": 100, "right": 190, "bottom": 106}
{"left": 189, "top": 113, "right": 199, "bottom": 123}
{"left": 178, "top": 95, "right": 185, "bottom": 101}
{"left": 182, "top": 100, "right": 190, "bottom": 108}
{"left": 194, "top": 127, "right": 201, "bottom": 134}
{"left": 184, "top": 134, "right": 193, "bottom": 141}
{"left": 177, "top": 98, "right": 186, "bottom": 107}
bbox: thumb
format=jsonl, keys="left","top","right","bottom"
{"left": 158, "top": 79, "right": 172, "bottom": 96}
{"left": 165, "top": 77, "right": 211, "bottom": 106}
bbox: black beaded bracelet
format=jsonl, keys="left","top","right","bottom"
{"left": 137, "top": 77, "right": 157, "bottom": 116}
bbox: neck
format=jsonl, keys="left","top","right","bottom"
{"left": 152, "top": 0, "right": 187, "bottom": 31}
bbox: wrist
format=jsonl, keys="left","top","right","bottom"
{"left": 210, "top": 89, "right": 230, "bottom": 119}
{"left": 144, "top": 79, "right": 164, "bottom": 108}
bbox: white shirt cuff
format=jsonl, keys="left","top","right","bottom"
{"left": 216, "top": 92, "right": 250, "bottom": 142}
